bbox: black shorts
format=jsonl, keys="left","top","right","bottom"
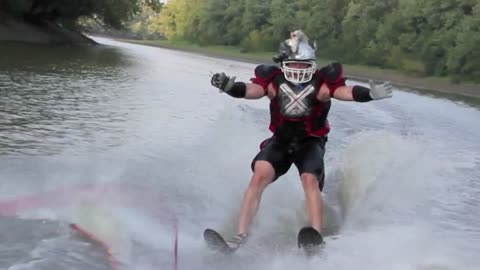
{"left": 251, "top": 136, "right": 327, "bottom": 190}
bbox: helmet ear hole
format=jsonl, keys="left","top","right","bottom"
{"left": 279, "top": 41, "right": 289, "bottom": 53}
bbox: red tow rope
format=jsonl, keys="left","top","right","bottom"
{"left": 70, "top": 223, "right": 120, "bottom": 269}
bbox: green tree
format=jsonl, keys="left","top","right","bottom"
{"left": 267, "top": 0, "right": 297, "bottom": 42}
{"left": 152, "top": 0, "right": 478, "bottom": 82}
{"left": 1, "top": 0, "right": 145, "bottom": 29}
{"left": 242, "top": 0, "right": 271, "bottom": 34}
{"left": 128, "top": 2, "right": 164, "bottom": 39}
{"left": 340, "top": 0, "right": 399, "bottom": 64}
{"left": 446, "top": 1, "right": 480, "bottom": 82}
{"left": 191, "top": 0, "right": 228, "bottom": 44}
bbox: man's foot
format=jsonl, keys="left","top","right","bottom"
{"left": 298, "top": 227, "right": 324, "bottom": 256}
{"left": 225, "top": 233, "right": 248, "bottom": 249}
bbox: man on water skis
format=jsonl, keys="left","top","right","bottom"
{"left": 205, "top": 30, "right": 393, "bottom": 253}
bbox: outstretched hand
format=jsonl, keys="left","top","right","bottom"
{"left": 369, "top": 80, "right": 393, "bottom": 100}
{"left": 210, "top": 72, "right": 236, "bottom": 93}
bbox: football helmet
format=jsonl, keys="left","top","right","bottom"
{"left": 277, "top": 30, "right": 317, "bottom": 84}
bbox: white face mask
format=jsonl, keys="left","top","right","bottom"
{"left": 281, "top": 60, "right": 317, "bottom": 84}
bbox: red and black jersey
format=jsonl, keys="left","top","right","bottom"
{"left": 250, "top": 63, "right": 346, "bottom": 141}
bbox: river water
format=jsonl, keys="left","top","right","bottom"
{"left": 0, "top": 37, "right": 479, "bottom": 270}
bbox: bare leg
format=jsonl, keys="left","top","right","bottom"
{"left": 300, "top": 173, "right": 324, "bottom": 233}
{"left": 237, "top": 160, "right": 276, "bottom": 235}
{"left": 225, "top": 161, "right": 275, "bottom": 248}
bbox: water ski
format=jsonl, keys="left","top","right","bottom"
{"left": 203, "top": 228, "right": 237, "bottom": 254}
{"left": 297, "top": 226, "right": 324, "bottom": 256}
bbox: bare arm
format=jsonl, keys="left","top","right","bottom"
{"left": 243, "top": 83, "right": 268, "bottom": 99}
{"left": 332, "top": 85, "right": 356, "bottom": 101}
{"left": 318, "top": 83, "right": 355, "bottom": 102}
{"left": 316, "top": 62, "right": 393, "bottom": 102}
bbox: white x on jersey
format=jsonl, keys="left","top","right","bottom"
{"left": 278, "top": 83, "right": 316, "bottom": 117}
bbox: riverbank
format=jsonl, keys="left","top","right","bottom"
{"left": 115, "top": 38, "right": 479, "bottom": 101}
{"left": 0, "top": 11, "right": 95, "bottom": 46}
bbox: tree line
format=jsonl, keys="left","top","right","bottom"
{"left": 2, "top": 0, "right": 478, "bottom": 82}
{"left": 156, "top": 0, "right": 479, "bottom": 82}
{"left": 0, "top": 0, "right": 161, "bottom": 29}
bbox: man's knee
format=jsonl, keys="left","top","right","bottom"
{"left": 301, "top": 173, "right": 317, "bottom": 186}
{"left": 250, "top": 161, "right": 275, "bottom": 189}
{"left": 301, "top": 173, "right": 323, "bottom": 191}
